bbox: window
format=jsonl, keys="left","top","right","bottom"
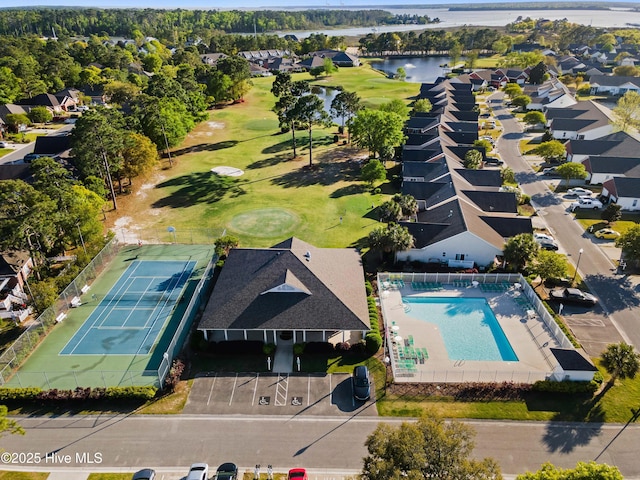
{"left": 455, "top": 254, "right": 466, "bottom": 261}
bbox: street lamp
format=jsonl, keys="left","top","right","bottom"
{"left": 572, "top": 248, "right": 584, "bottom": 285}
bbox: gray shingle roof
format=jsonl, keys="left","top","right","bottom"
{"left": 610, "top": 177, "right": 640, "bottom": 197}
{"left": 585, "top": 156, "right": 640, "bottom": 175}
{"left": 198, "top": 238, "right": 369, "bottom": 332}
{"left": 589, "top": 75, "right": 640, "bottom": 88}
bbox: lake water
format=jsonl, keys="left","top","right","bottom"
{"left": 279, "top": 8, "right": 640, "bottom": 38}
{"left": 370, "top": 57, "right": 454, "bottom": 84}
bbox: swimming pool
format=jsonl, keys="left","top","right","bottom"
{"left": 405, "top": 297, "right": 518, "bottom": 362}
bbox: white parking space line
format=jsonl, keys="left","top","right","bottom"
{"left": 275, "top": 374, "right": 288, "bottom": 406}
{"left": 307, "top": 376, "right": 311, "bottom": 406}
{"left": 206, "top": 374, "right": 217, "bottom": 405}
{"left": 252, "top": 373, "right": 259, "bottom": 406}
{"left": 566, "top": 318, "right": 606, "bottom": 327}
{"left": 329, "top": 374, "right": 333, "bottom": 404}
{"left": 229, "top": 373, "right": 238, "bottom": 406}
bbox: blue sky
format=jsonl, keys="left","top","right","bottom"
{"left": 2, "top": 0, "right": 620, "bottom": 9}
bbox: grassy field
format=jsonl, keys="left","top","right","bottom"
{"left": 0, "top": 473, "right": 48, "bottom": 480}
{"left": 106, "top": 64, "right": 420, "bottom": 249}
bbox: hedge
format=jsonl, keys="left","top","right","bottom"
{"left": 0, "top": 385, "right": 158, "bottom": 402}
{"left": 532, "top": 379, "right": 598, "bottom": 394}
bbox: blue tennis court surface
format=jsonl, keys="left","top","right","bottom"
{"left": 60, "top": 260, "right": 196, "bottom": 355}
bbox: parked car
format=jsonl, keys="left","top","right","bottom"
{"left": 288, "top": 469, "right": 308, "bottom": 480}
{"left": 533, "top": 232, "right": 555, "bottom": 242}
{"left": 187, "top": 463, "right": 209, "bottom": 480}
{"left": 595, "top": 228, "right": 621, "bottom": 239}
{"left": 549, "top": 288, "right": 597, "bottom": 306}
{"left": 570, "top": 198, "right": 603, "bottom": 211}
{"left": 542, "top": 166, "right": 558, "bottom": 175}
{"left": 566, "top": 187, "right": 593, "bottom": 197}
{"left": 76, "top": 105, "right": 90, "bottom": 112}
{"left": 536, "top": 238, "right": 559, "bottom": 251}
{"left": 0, "top": 141, "right": 8, "bottom": 148}
{"left": 485, "top": 157, "right": 504, "bottom": 166}
{"left": 132, "top": 469, "right": 156, "bottom": 480}
{"left": 352, "top": 365, "right": 371, "bottom": 401}
{"left": 216, "top": 463, "right": 238, "bottom": 480}
{"left": 479, "top": 112, "right": 491, "bottom": 118}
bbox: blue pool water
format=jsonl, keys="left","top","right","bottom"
{"left": 405, "top": 297, "right": 518, "bottom": 362}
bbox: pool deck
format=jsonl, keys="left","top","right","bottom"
{"left": 380, "top": 284, "right": 561, "bottom": 383}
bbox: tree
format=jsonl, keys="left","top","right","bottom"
{"left": 379, "top": 99, "right": 409, "bottom": 119}
{"left": 517, "top": 461, "right": 623, "bottom": 480}
{"left": 615, "top": 224, "right": 640, "bottom": 266}
{"left": 292, "top": 93, "right": 330, "bottom": 166}
{"left": 463, "top": 149, "right": 482, "bottom": 169}
{"left": 511, "top": 94, "right": 531, "bottom": 110}
{"left": 323, "top": 57, "right": 337, "bottom": 76}
{"left": 216, "top": 56, "right": 252, "bottom": 101}
{"left": 121, "top": 132, "right": 158, "bottom": 185}
{"left": 310, "top": 66, "right": 325, "bottom": 79}
{"left": 366, "top": 222, "right": 414, "bottom": 261}
{"left": 362, "top": 414, "right": 501, "bottom": 480}
{"left": 272, "top": 72, "right": 310, "bottom": 158}
{"left": 4, "top": 113, "right": 31, "bottom": 133}
{"left": 530, "top": 250, "right": 568, "bottom": 290}
{"left": 412, "top": 98, "right": 432, "bottom": 114}
{"left": 0, "top": 66, "right": 22, "bottom": 104}
{"left": 395, "top": 66, "right": 406, "bottom": 81}
{"left": 601, "top": 342, "right": 640, "bottom": 386}
{"left": 215, "top": 235, "right": 239, "bottom": 257}
{"left": 0, "top": 405, "right": 24, "bottom": 438}
{"left": 601, "top": 204, "right": 622, "bottom": 225}
{"left": 330, "top": 90, "right": 361, "bottom": 142}
{"left": 501, "top": 166, "right": 516, "bottom": 185}
{"left": 27, "top": 106, "right": 53, "bottom": 124}
{"left": 351, "top": 109, "right": 405, "bottom": 159}
{"left": 504, "top": 83, "right": 523, "bottom": 98}
{"left": 465, "top": 50, "right": 479, "bottom": 70}
{"left": 528, "top": 62, "right": 547, "bottom": 84}
{"left": 449, "top": 42, "right": 463, "bottom": 67}
{"left": 503, "top": 233, "right": 539, "bottom": 270}
{"left": 392, "top": 194, "right": 418, "bottom": 219}
{"left": 613, "top": 65, "right": 639, "bottom": 77}
{"left": 378, "top": 200, "right": 402, "bottom": 222}
{"left": 556, "top": 162, "right": 587, "bottom": 186}
{"left": 474, "top": 139, "right": 493, "bottom": 153}
{"left": 533, "top": 140, "right": 566, "bottom": 164}
{"left": 361, "top": 159, "right": 387, "bottom": 187}
{"left": 613, "top": 91, "right": 640, "bottom": 132}
{"left": 523, "top": 111, "right": 545, "bottom": 127}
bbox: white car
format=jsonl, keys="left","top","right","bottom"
{"left": 187, "top": 463, "right": 209, "bottom": 480}
{"left": 534, "top": 232, "right": 555, "bottom": 242}
{"left": 566, "top": 187, "right": 593, "bottom": 197}
{"left": 0, "top": 141, "right": 8, "bottom": 148}
{"left": 570, "top": 198, "right": 603, "bottom": 211}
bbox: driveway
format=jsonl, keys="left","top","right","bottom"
{"left": 492, "top": 92, "right": 637, "bottom": 356}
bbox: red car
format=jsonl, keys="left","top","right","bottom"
{"left": 288, "top": 469, "right": 308, "bottom": 480}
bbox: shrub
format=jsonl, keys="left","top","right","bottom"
{"left": 0, "top": 387, "right": 42, "bottom": 401}
{"left": 335, "top": 342, "right": 350, "bottom": 352}
{"left": 164, "top": 359, "right": 185, "bottom": 392}
{"left": 105, "top": 386, "right": 158, "bottom": 400}
{"left": 365, "top": 280, "right": 373, "bottom": 296}
{"left": 211, "top": 340, "right": 264, "bottom": 354}
{"left": 532, "top": 380, "right": 598, "bottom": 394}
{"left": 592, "top": 371, "right": 604, "bottom": 385}
{"left": 0, "top": 386, "right": 157, "bottom": 402}
{"left": 191, "top": 330, "right": 208, "bottom": 352}
{"left": 293, "top": 343, "right": 305, "bottom": 355}
{"left": 305, "top": 342, "right": 334, "bottom": 354}
{"left": 365, "top": 332, "right": 382, "bottom": 353}
{"left": 350, "top": 341, "right": 366, "bottom": 354}
{"left": 262, "top": 342, "right": 276, "bottom": 356}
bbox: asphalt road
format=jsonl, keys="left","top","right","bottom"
{"left": 492, "top": 93, "right": 639, "bottom": 356}
{"left": 0, "top": 124, "right": 74, "bottom": 165}
{"left": 1, "top": 415, "right": 640, "bottom": 478}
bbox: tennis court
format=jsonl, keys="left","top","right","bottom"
{"left": 6, "top": 244, "right": 216, "bottom": 389}
{"left": 60, "top": 260, "right": 196, "bottom": 356}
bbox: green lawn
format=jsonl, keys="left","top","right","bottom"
{"left": 0, "top": 148, "right": 11, "bottom": 158}
{"left": 519, "top": 138, "right": 539, "bottom": 155}
{"left": 575, "top": 214, "right": 639, "bottom": 237}
{"left": 87, "top": 474, "right": 131, "bottom": 480}
{"left": 0, "top": 473, "right": 48, "bottom": 480}
{"left": 119, "top": 63, "right": 420, "bottom": 248}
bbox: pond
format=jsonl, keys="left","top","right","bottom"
{"left": 370, "top": 56, "right": 456, "bottom": 84}
{"left": 310, "top": 85, "right": 340, "bottom": 121}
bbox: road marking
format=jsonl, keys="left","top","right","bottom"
{"left": 252, "top": 373, "right": 259, "bottom": 406}
{"left": 229, "top": 373, "right": 238, "bottom": 406}
{"left": 307, "top": 375, "right": 311, "bottom": 406}
{"left": 275, "top": 374, "right": 288, "bottom": 406}
{"left": 565, "top": 318, "right": 605, "bottom": 327}
{"left": 206, "top": 374, "right": 217, "bottom": 405}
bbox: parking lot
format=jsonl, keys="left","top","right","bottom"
{"left": 183, "top": 373, "right": 378, "bottom": 416}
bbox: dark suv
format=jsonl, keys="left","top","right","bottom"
{"left": 216, "top": 463, "right": 238, "bottom": 480}
{"left": 352, "top": 365, "right": 371, "bottom": 401}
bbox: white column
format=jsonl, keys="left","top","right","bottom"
{"left": 224, "top": 330, "right": 228, "bottom": 341}
{"left": 263, "top": 330, "right": 267, "bottom": 343}
{"left": 203, "top": 330, "right": 209, "bottom": 341}
{"left": 303, "top": 330, "right": 307, "bottom": 342}
{"left": 322, "top": 330, "right": 326, "bottom": 342}
{"left": 244, "top": 330, "right": 247, "bottom": 340}
{"left": 273, "top": 330, "right": 277, "bottom": 346}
